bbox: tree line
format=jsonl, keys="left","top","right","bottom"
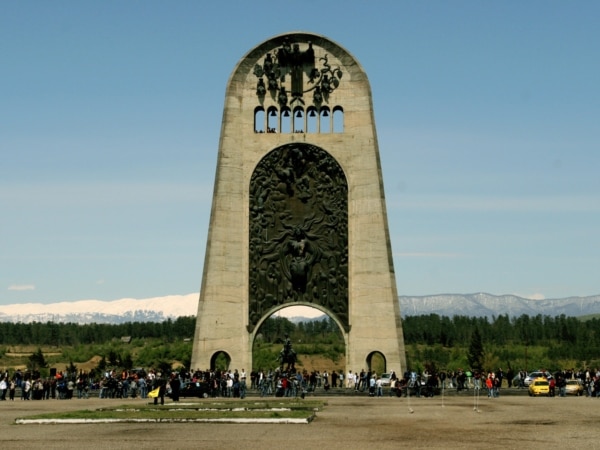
{"left": 1, "top": 313, "right": 599, "bottom": 370}
{"left": 403, "top": 313, "right": 599, "bottom": 349}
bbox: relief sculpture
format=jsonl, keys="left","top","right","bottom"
{"left": 249, "top": 143, "right": 348, "bottom": 332}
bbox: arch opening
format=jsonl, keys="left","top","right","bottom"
{"left": 292, "top": 107, "right": 304, "bottom": 133}
{"left": 251, "top": 304, "right": 350, "bottom": 389}
{"left": 332, "top": 106, "right": 344, "bottom": 133}
{"left": 366, "top": 351, "right": 387, "bottom": 376}
{"left": 267, "top": 106, "right": 278, "bottom": 132}
{"left": 254, "top": 107, "right": 265, "bottom": 133}
{"left": 210, "top": 351, "right": 232, "bottom": 371}
{"left": 281, "top": 107, "right": 292, "bottom": 133}
{"left": 319, "top": 107, "right": 331, "bottom": 133}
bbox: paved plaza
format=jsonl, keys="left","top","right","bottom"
{"left": 1, "top": 393, "right": 598, "bottom": 449}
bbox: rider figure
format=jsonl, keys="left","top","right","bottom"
{"left": 280, "top": 334, "right": 296, "bottom": 372}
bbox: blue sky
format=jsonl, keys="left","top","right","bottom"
{"left": 2, "top": 0, "right": 599, "bottom": 306}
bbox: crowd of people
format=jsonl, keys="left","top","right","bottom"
{"left": 2, "top": 366, "right": 600, "bottom": 401}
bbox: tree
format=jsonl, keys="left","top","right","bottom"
{"left": 28, "top": 347, "right": 47, "bottom": 372}
{"left": 97, "top": 355, "right": 107, "bottom": 372}
{"left": 467, "top": 327, "right": 484, "bottom": 372}
{"left": 122, "top": 352, "right": 134, "bottom": 370}
{"left": 108, "top": 349, "right": 120, "bottom": 366}
{"left": 65, "top": 361, "right": 78, "bottom": 377}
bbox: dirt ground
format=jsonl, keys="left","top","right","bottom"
{"left": 1, "top": 392, "right": 599, "bottom": 449}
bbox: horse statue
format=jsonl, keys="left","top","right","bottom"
{"left": 278, "top": 334, "right": 297, "bottom": 373}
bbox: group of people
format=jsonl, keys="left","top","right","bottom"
{"left": 0, "top": 374, "right": 17, "bottom": 400}
{"left": 4, "top": 365, "right": 599, "bottom": 403}
{"left": 0, "top": 369, "right": 92, "bottom": 400}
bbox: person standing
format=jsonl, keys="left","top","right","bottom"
{"left": 376, "top": 376, "right": 383, "bottom": 397}
{"left": 22, "top": 379, "right": 31, "bottom": 400}
{"left": 153, "top": 373, "right": 166, "bottom": 405}
{"left": 138, "top": 376, "right": 147, "bottom": 399}
{"left": 347, "top": 370, "right": 355, "bottom": 389}
{"left": 170, "top": 373, "right": 181, "bottom": 402}
{"left": 9, "top": 379, "right": 16, "bottom": 401}
{"left": 369, "top": 375, "right": 376, "bottom": 396}
{"left": 0, "top": 377, "right": 7, "bottom": 400}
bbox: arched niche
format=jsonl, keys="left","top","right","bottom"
{"left": 366, "top": 351, "right": 387, "bottom": 375}
{"left": 281, "top": 107, "right": 292, "bottom": 133}
{"left": 210, "top": 351, "right": 232, "bottom": 371}
{"left": 319, "top": 106, "right": 331, "bottom": 133}
{"left": 332, "top": 106, "right": 344, "bottom": 133}
{"left": 292, "top": 107, "right": 304, "bottom": 133}
{"left": 254, "top": 107, "right": 265, "bottom": 133}
{"left": 267, "top": 106, "right": 278, "bottom": 132}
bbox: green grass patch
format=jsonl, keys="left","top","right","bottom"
{"left": 16, "top": 400, "right": 325, "bottom": 423}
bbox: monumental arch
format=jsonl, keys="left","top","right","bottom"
{"left": 191, "top": 32, "right": 406, "bottom": 375}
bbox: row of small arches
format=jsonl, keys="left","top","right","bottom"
{"left": 254, "top": 106, "right": 344, "bottom": 134}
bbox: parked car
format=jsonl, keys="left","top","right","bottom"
{"left": 170, "top": 381, "right": 211, "bottom": 399}
{"left": 380, "top": 373, "right": 392, "bottom": 386}
{"left": 565, "top": 379, "right": 584, "bottom": 396}
{"left": 524, "top": 371, "right": 552, "bottom": 386}
{"left": 528, "top": 378, "right": 550, "bottom": 396}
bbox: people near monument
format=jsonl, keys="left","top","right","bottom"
{"left": 369, "top": 375, "right": 376, "bottom": 396}
{"left": 66, "top": 378, "right": 75, "bottom": 399}
{"left": 465, "top": 369, "right": 473, "bottom": 388}
{"left": 138, "top": 375, "right": 147, "bottom": 398}
{"left": 32, "top": 378, "right": 44, "bottom": 400}
{"left": 121, "top": 377, "right": 129, "bottom": 399}
{"left": 331, "top": 370, "right": 338, "bottom": 388}
{"left": 240, "top": 374, "right": 247, "bottom": 399}
{"left": 226, "top": 375, "right": 233, "bottom": 397}
{"left": 456, "top": 369, "right": 467, "bottom": 391}
{"left": 14, "top": 369, "right": 22, "bottom": 388}
{"left": 346, "top": 370, "right": 354, "bottom": 389}
{"left": 505, "top": 368, "right": 515, "bottom": 387}
{"left": 129, "top": 377, "right": 138, "bottom": 398}
{"left": 376, "top": 376, "right": 383, "bottom": 397}
{"left": 495, "top": 368, "right": 504, "bottom": 388}
{"left": 357, "top": 369, "right": 366, "bottom": 391}
{"left": 9, "top": 378, "right": 16, "bottom": 400}
{"left": 233, "top": 377, "right": 241, "bottom": 398}
{"left": 76, "top": 376, "right": 85, "bottom": 399}
{"left": 22, "top": 379, "right": 31, "bottom": 400}
{"left": 485, "top": 373, "right": 494, "bottom": 397}
{"left": 473, "top": 370, "right": 482, "bottom": 390}
{"left": 309, "top": 371, "right": 317, "bottom": 391}
{"left": 549, "top": 376, "right": 556, "bottom": 397}
{"left": 0, "top": 376, "right": 7, "bottom": 400}
{"left": 493, "top": 374, "right": 501, "bottom": 397}
{"left": 169, "top": 372, "right": 181, "bottom": 401}
{"left": 152, "top": 372, "right": 166, "bottom": 405}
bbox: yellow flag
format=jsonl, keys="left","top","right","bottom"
{"left": 147, "top": 387, "right": 160, "bottom": 398}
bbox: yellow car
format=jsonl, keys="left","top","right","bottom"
{"left": 528, "top": 377, "right": 550, "bottom": 396}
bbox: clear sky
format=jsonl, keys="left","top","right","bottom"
{"left": 2, "top": 0, "right": 599, "bottom": 307}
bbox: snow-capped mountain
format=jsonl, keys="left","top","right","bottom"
{"left": 0, "top": 294, "right": 198, "bottom": 324}
{"left": 1, "top": 292, "right": 599, "bottom": 324}
{"left": 400, "top": 293, "right": 600, "bottom": 318}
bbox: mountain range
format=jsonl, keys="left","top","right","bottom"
{"left": 1, "top": 292, "right": 599, "bottom": 325}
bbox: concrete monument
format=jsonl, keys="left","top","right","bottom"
{"left": 191, "top": 32, "right": 406, "bottom": 375}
